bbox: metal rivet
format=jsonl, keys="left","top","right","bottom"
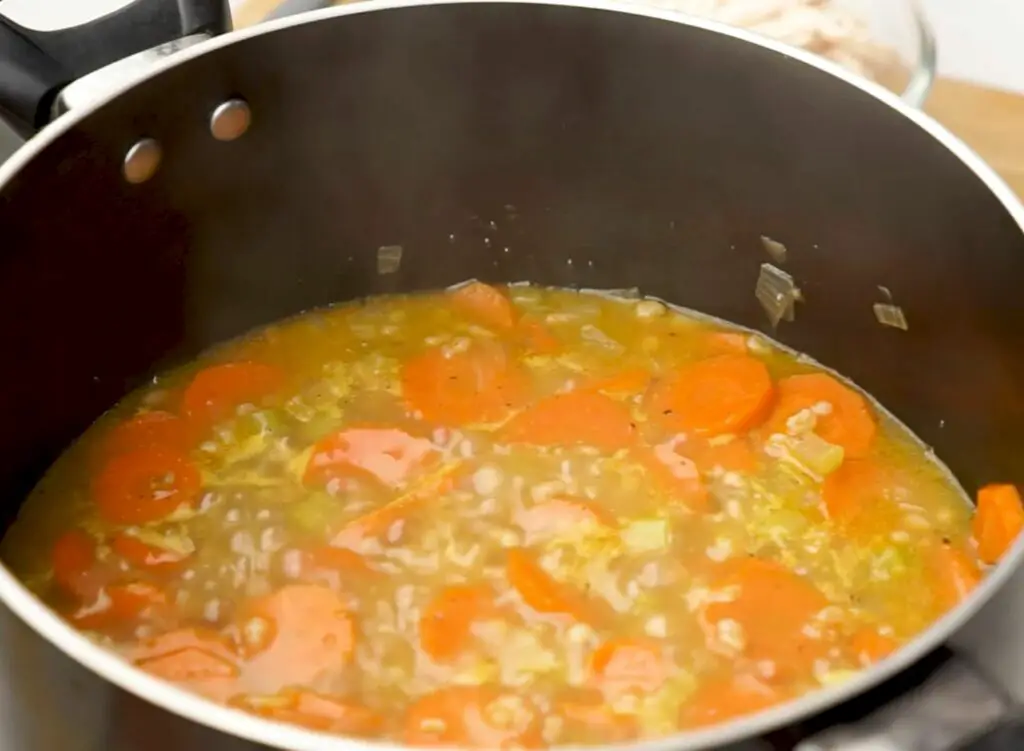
{"left": 123, "top": 138, "right": 162, "bottom": 184}
{"left": 210, "top": 99, "right": 251, "bottom": 141}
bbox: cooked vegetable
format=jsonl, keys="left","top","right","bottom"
{"left": 4, "top": 283, "right": 986, "bottom": 746}
{"left": 449, "top": 281, "right": 520, "bottom": 331}
{"left": 182, "top": 362, "right": 285, "bottom": 429}
{"left": 502, "top": 391, "right": 638, "bottom": 450}
{"left": 973, "top": 483, "right": 1024, "bottom": 564}
{"left": 646, "top": 354, "right": 774, "bottom": 437}
{"left": 92, "top": 447, "right": 201, "bottom": 524}
{"left": 766, "top": 373, "right": 876, "bottom": 458}
{"left": 401, "top": 343, "right": 527, "bottom": 425}
{"left": 507, "top": 548, "right": 596, "bottom": 623}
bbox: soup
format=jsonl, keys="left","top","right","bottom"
{"left": 3, "top": 282, "right": 1020, "bottom": 746}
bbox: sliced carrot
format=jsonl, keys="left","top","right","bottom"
{"left": 420, "top": 585, "right": 499, "bottom": 661}
{"left": 685, "top": 437, "right": 759, "bottom": 475}
{"left": 231, "top": 690, "right": 384, "bottom": 736}
{"left": 765, "top": 373, "right": 876, "bottom": 458}
{"left": 507, "top": 548, "right": 595, "bottom": 623}
{"left": 681, "top": 676, "right": 784, "bottom": 729}
{"left": 559, "top": 700, "right": 637, "bottom": 742}
{"left": 516, "top": 317, "right": 561, "bottom": 354}
{"left": 590, "top": 638, "right": 672, "bottom": 695}
{"left": 235, "top": 584, "right": 356, "bottom": 691}
{"left": 300, "top": 546, "right": 374, "bottom": 576}
{"left": 646, "top": 355, "right": 774, "bottom": 437}
{"left": 182, "top": 362, "right": 284, "bottom": 428}
{"left": 403, "top": 687, "right": 544, "bottom": 748}
{"left": 502, "top": 390, "right": 638, "bottom": 450}
{"left": 329, "top": 461, "right": 462, "bottom": 549}
{"left": 930, "top": 542, "right": 982, "bottom": 614}
{"left": 704, "top": 331, "right": 749, "bottom": 355}
{"left": 112, "top": 531, "right": 192, "bottom": 570}
{"left": 849, "top": 627, "right": 898, "bottom": 666}
{"left": 72, "top": 582, "right": 167, "bottom": 630}
{"left": 128, "top": 628, "right": 241, "bottom": 702}
{"left": 92, "top": 447, "right": 201, "bottom": 525}
{"left": 703, "top": 558, "right": 829, "bottom": 678}
{"left": 580, "top": 368, "right": 652, "bottom": 398}
{"left": 642, "top": 438, "right": 710, "bottom": 512}
{"left": 450, "top": 281, "right": 519, "bottom": 331}
{"left": 51, "top": 530, "right": 98, "bottom": 598}
{"left": 821, "top": 459, "right": 899, "bottom": 539}
{"left": 304, "top": 427, "right": 436, "bottom": 488}
{"left": 973, "top": 483, "right": 1024, "bottom": 565}
{"left": 514, "top": 497, "right": 616, "bottom": 543}
{"left": 401, "top": 344, "right": 528, "bottom": 425}
{"left": 102, "top": 411, "right": 189, "bottom": 457}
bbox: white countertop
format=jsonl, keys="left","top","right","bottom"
{"left": 2, "top": 0, "right": 1024, "bottom": 94}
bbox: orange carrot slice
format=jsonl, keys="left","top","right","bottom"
{"left": 560, "top": 700, "right": 637, "bottom": 742}
{"left": 820, "top": 458, "right": 898, "bottom": 537}
{"left": 329, "top": 462, "right": 461, "bottom": 549}
{"left": 92, "top": 447, "right": 201, "bottom": 525}
{"left": 450, "top": 281, "right": 519, "bottom": 331}
{"left": 304, "top": 427, "right": 436, "bottom": 488}
{"left": 182, "top": 362, "right": 284, "bottom": 428}
{"left": 514, "top": 497, "right": 616, "bottom": 542}
{"left": 72, "top": 582, "right": 167, "bottom": 630}
{"left": 403, "top": 687, "right": 544, "bottom": 748}
{"left": 516, "top": 318, "right": 561, "bottom": 354}
{"left": 931, "top": 542, "right": 982, "bottom": 614}
{"left": 507, "top": 549, "right": 595, "bottom": 623}
{"left": 973, "top": 483, "right": 1024, "bottom": 564}
{"left": 681, "top": 676, "right": 784, "bottom": 729}
{"left": 590, "top": 638, "right": 672, "bottom": 695}
{"left": 684, "top": 437, "right": 759, "bottom": 475}
{"left": 849, "top": 627, "right": 898, "bottom": 666}
{"left": 704, "top": 331, "right": 749, "bottom": 355}
{"left": 580, "top": 368, "right": 652, "bottom": 398}
{"left": 765, "top": 373, "right": 876, "bottom": 458}
{"left": 128, "top": 628, "right": 241, "bottom": 702}
{"left": 420, "top": 585, "right": 499, "bottom": 661}
{"left": 703, "top": 558, "right": 829, "bottom": 679}
{"left": 647, "top": 355, "right": 773, "bottom": 437}
{"left": 502, "top": 390, "right": 637, "bottom": 450}
{"left": 112, "top": 531, "right": 193, "bottom": 570}
{"left": 231, "top": 690, "right": 384, "bottom": 736}
{"left": 235, "top": 584, "right": 356, "bottom": 691}
{"left": 401, "top": 344, "right": 528, "bottom": 425}
{"left": 642, "top": 438, "right": 710, "bottom": 512}
{"left": 102, "top": 411, "right": 189, "bottom": 457}
{"left": 51, "top": 530, "right": 98, "bottom": 598}
{"left": 300, "top": 546, "right": 374, "bottom": 576}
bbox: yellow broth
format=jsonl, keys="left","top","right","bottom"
{"left": 1, "top": 283, "right": 988, "bottom": 745}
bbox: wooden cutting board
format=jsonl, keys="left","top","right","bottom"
{"left": 233, "top": 2, "right": 1024, "bottom": 200}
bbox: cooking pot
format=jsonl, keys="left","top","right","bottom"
{"left": 1, "top": 1, "right": 1024, "bottom": 749}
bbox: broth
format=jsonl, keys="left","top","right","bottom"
{"left": 2, "top": 282, "right": 1014, "bottom": 746}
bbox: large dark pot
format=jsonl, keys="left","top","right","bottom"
{"left": 1, "top": 1, "right": 1023, "bottom": 749}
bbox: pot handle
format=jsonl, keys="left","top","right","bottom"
{"left": 795, "top": 655, "right": 1018, "bottom": 751}
{"left": 0, "top": 0, "right": 231, "bottom": 137}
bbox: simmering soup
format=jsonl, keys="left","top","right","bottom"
{"left": 4, "top": 282, "right": 1021, "bottom": 746}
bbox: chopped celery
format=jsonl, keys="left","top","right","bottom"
{"left": 622, "top": 518, "right": 670, "bottom": 554}
{"left": 123, "top": 527, "right": 195, "bottom": 557}
{"left": 775, "top": 433, "right": 845, "bottom": 477}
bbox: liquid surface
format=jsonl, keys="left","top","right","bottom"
{"left": 2, "top": 283, "right": 992, "bottom": 745}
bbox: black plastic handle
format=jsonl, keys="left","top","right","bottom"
{"left": 0, "top": 0, "right": 231, "bottom": 137}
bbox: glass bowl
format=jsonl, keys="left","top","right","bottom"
{"left": 611, "top": 0, "right": 937, "bottom": 105}
{"left": 247, "top": 0, "right": 937, "bottom": 106}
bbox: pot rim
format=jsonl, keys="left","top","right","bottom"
{"left": 1, "top": 2, "right": 1023, "bottom": 749}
